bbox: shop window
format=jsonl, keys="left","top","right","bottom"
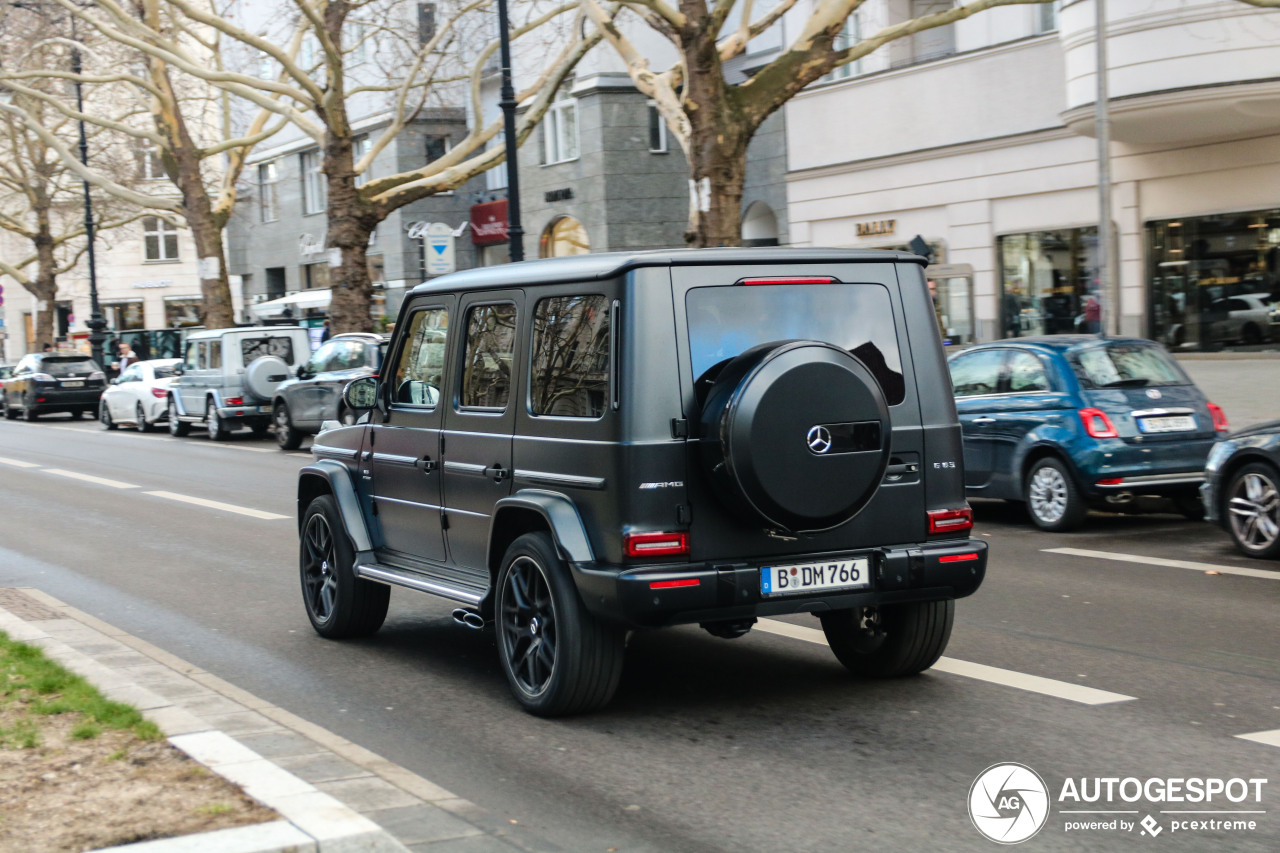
{"left": 998, "top": 228, "right": 1099, "bottom": 338}
{"left": 105, "top": 301, "right": 145, "bottom": 331}
{"left": 165, "top": 298, "right": 203, "bottom": 328}
{"left": 539, "top": 216, "right": 590, "bottom": 258}
{"left": 1148, "top": 209, "right": 1280, "bottom": 351}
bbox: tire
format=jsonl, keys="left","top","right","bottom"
{"left": 75, "top": 409, "right": 90, "bottom": 419}
{"left": 1224, "top": 462, "right": 1280, "bottom": 559}
{"left": 299, "top": 494, "right": 389, "bottom": 638}
{"left": 168, "top": 398, "right": 190, "bottom": 436}
{"left": 496, "top": 532, "right": 624, "bottom": 716}
{"left": 819, "top": 600, "right": 954, "bottom": 677}
{"left": 1242, "top": 324, "right": 1262, "bottom": 346}
{"left": 136, "top": 403, "right": 153, "bottom": 433}
{"left": 275, "top": 402, "right": 303, "bottom": 450}
{"left": 1024, "top": 457, "right": 1087, "bottom": 531}
{"left": 206, "top": 399, "right": 228, "bottom": 441}
{"left": 0, "top": 396, "right": 12, "bottom": 420}
{"left": 99, "top": 399, "right": 117, "bottom": 430}
{"left": 22, "top": 399, "right": 38, "bottom": 422}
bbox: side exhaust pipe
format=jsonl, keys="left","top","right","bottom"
{"left": 1104, "top": 491, "right": 1134, "bottom": 506}
{"left": 451, "top": 608, "right": 486, "bottom": 630}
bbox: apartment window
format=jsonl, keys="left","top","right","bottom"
{"left": 354, "top": 136, "right": 372, "bottom": 187}
{"left": 648, "top": 103, "right": 667, "bottom": 153}
{"left": 301, "top": 150, "right": 325, "bottom": 214}
{"left": 821, "top": 14, "right": 862, "bottom": 81}
{"left": 258, "top": 161, "right": 279, "bottom": 222}
{"left": 1035, "top": 0, "right": 1059, "bottom": 34}
{"left": 910, "top": 0, "right": 956, "bottom": 63}
{"left": 143, "top": 216, "right": 179, "bottom": 262}
{"left": 543, "top": 99, "right": 579, "bottom": 164}
{"left": 138, "top": 145, "right": 165, "bottom": 180}
{"left": 265, "top": 267, "right": 286, "bottom": 300}
{"left": 302, "top": 262, "right": 331, "bottom": 290}
{"left": 485, "top": 131, "right": 507, "bottom": 190}
{"left": 425, "top": 134, "right": 449, "bottom": 163}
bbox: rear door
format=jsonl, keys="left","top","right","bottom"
{"left": 441, "top": 291, "right": 523, "bottom": 574}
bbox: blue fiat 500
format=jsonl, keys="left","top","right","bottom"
{"left": 947, "top": 336, "right": 1228, "bottom": 531}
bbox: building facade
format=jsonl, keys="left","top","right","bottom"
{"left": 784, "top": 0, "right": 1280, "bottom": 351}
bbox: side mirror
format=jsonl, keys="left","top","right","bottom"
{"left": 109, "top": 377, "right": 120, "bottom": 385}
{"left": 343, "top": 375, "right": 380, "bottom": 413}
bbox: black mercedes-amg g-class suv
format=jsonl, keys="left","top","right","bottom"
{"left": 296, "top": 248, "right": 985, "bottom": 715}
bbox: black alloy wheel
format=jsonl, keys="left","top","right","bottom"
{"left": 1226, "top": 462, "right": 1280, "bottom": 559}
{"left": 99, "top": 399, "right": 117, "bottom": 430}
{"left": 168, "top": 398, "right": 190, "bottom": 436}
{"left": 136, "top": 402, "right": 152, "bottom": 432}
{"left": 275, "top": 402, "right": 302, "bottom": 450}
{"left": 299, "top": 494, "right": 388, "bottom": 638}
{"left": 496, "top": 532, "right": 624, "bottom": 716}
{"left": 820, "top": 599, "right": 954, "bottom": 677}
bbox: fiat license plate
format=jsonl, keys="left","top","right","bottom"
{"left": 761, "top": 558, "right": 870, "bottom": 596}
{"left": 1138, "top": 415, "right": 1195, "bottom": 433}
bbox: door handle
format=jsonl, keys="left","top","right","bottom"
{"left": 485, "top": 463, "right": 509, "bottom": 482}
{"left": 415, "top": 456, "right": 437, "bottom": 473}
{"left": 972, "top": 417, "right": 996, "bottom": 425}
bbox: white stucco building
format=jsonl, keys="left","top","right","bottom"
{"left": 784, "top": 0, "right": 1280, "bottom": 351}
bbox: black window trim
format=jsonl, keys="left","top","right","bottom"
{"left": 456, "top": 298, "right": 518, "bottom": 414}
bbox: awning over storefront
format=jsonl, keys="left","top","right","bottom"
{"left": 250, "top": 288, "right": 332, "bottom": 319}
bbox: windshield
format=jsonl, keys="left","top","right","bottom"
{"left": 686, "top": 282, "right": 905, "bottom": 405}
{"left": 42, "top": 358, "right": 99, "bottom": 377}
{"left": 1071, "top": 344, "right": 1186, "bottom": 389}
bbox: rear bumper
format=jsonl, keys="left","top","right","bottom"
{"left": 30, "top": 389, "right": 104, "bottom": 410}
{"left": 571, "top": 539, "right": 987, "bottom": 628}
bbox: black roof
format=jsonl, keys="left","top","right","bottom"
{"left": 407, "top": 247, "right": 926, "bottom": 296}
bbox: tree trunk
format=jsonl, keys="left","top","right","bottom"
{"left": 324, "top": 133, "right": 377, "bottom": 334}
{"left": 685, "top": 138, "right": 749, "bottom": 248}
{"left": 26, "top": 225, "right": 58, "bottom": 349}
{"left": 187, "top": 206, "right": 235, "bottom": 329}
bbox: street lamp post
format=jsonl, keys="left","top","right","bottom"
{"left": 1095, "top": 0, "right": 1117, "bottom": 337}
{"left": 496, "top": 0, "right": 523, "bottom": 262}
{"left": 68, "top": 15, "right": 106, "bottom": 368}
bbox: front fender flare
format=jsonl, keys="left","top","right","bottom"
{"left": 298, "top": 460, "right": 374, "bottom": 553}
{"left": 490, "top": 489, "right": 595, "bottom": 566}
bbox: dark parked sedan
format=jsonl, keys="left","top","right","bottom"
{"left": 1, "top": 353, "right": 107, "bottom": 421}
{"left": 949, "top": 336, "right": 1228, "bottom": 530}
{"left": 272, "top": 333, "right": 385, "bottom": 449}
{"left": 1202, "top": 421, "right": 1280, "bottom": 558}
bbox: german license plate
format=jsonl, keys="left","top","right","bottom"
{"left": 761, "top": 558, "right": 870, "bottom": 596}
{"left": 61, "top": 381, "right": 84, "bottom": 387}
{"left": 1138, "top": 415, "right": 1195, "bottom": 433}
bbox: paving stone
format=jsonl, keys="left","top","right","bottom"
{"left": 236, "top": 729, "right": 329, "bottom": 759}
{"left": 360, "top": 804, "right": 483, "bottom": 846}
{"left": 147, "top": 706, "right": 214, "bottom": 736}
{"left": 274, "top": 752, "right": 374, "bottom": 784}
{"left": 200, "top": 710, "right": 286, "bottom": 737}
{"left": 317, "top": 775, "right": 422, "bottom": 813}
{"left": 178, "top": 692, "right": 252, "bottom": 718}
{"left": 216, "top": 758, "right": 316, "bottom": 801}
{"left": 406, "top": 834, "right": 522, "bottom": 852}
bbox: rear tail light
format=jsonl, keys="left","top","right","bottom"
{"left": 1096, "top": 477, "right": 1123, "bottom": 486}
{"left": 624, "top": 531, "right": 689, "bottom": 558}
{"left": 738, "top": 276, "right": 837, "bottom": 286}
{"left": 224, "top": 396, "right": 244, "bottom": 406}
{"left": 151, "top": 387, "right": 169, "bottom": 398}
{"left": 938, "top": 553, "right": 979, "bottom": 563}
{"left": 88, "top": 371, "right": 105, "bottom": 381}
{"left": 927, "top": 507, "right": 973, "bottom": 535}
{"left": 648, "top": 578, "right": 700, "bottom": 589}
{"left": 1079, "top": 408, "right": 1119, "bottom": 438}
{"left": 1207, "top": 402, "right": 1229, "bottom": 433}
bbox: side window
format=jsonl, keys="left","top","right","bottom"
{"left": 208, "top": 340, "right": 222, "bottom": 370}
{"left": 185, "top": 341, "right": 199, "bottom": 369}
{"left": 392, "top": 308, "right": 449, "bottom": 407}
{"left": 949, "top": 350, "right": 1005, "bottom": 397}
{"left": 1006, "top": 351, "right": 1050, "bottom": 393}
{"left": 307, "top": 341, "right": 337, "bottom": 374}
{"left": 121, "top": 365, "right": 143, "bottom": 383}
{"left": 530, "top": 294, "right": 610, "bottom": 418}
{"left": 329, "top": 340, "right": 367, "bottom": 371}
{"left": 241, "top": 336, "right": 294, "bottom": 365}
{"left": 460, "top": 303, "right": 517, "bottom": 409}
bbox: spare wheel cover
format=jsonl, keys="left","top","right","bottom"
{"left": 244, "top": 355, "right": 291, "bottom": 401}
{"left": 712, "top": 340, "right": 891, "bottom": 532}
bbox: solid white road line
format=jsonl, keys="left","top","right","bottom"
{"left": 1044, "top": 548, "right": 1280, "bottom": 582}
{"left": 42, "top": 468, "right": 139, "bottom": 489}
{"left": 144, "top": 490, "right": 289, "bottom": 520}
{"left": 756, "top": 618, "right": 1137, "bottom": 706}
{"left": 1235, "top": 730, "right": 1280, "bottom": 749}
{"left": 0, "top": 456, "right": 41, "bottom": 469}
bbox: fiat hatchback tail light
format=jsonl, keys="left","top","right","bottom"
{"left": 1079, "top": 408, "right": 1119, "bottom": 439}
{"left": 1207, "top": 402, "right": 1229, "bottom": 432}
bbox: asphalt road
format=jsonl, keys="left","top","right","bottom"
{"left": 1, "top": 414, "right": 1279, "bottom": 852}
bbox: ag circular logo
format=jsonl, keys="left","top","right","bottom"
{"left": 969, "top": 763, "right": 1050, "bottom": 844}
{"left": 806, "top": 425, "right": 832, "bottom": 454}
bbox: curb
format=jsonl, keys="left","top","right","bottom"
{"left": 0, "top": 587, "right": 527, "bottom": 853}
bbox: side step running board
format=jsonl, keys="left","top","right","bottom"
{"left": 355, "top": 563, "right": 485, "bottom": 606}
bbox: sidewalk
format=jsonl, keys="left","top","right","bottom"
{"left": 0, "top": 587, "right": 534, "bottom": 853}
{"left": 1176, "top": 357, "right": 1280, "bottom": 430}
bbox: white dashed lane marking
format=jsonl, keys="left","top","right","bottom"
{"left": 1044, "top": 548, "right": 1280, "bottom": 582}
{"left": 0, "top": 456, "right": 41, "bottom": 469}
{"left": 144, "top": 491, "right": 290, "bottom": 520}
{"left": 42, "top": 468, "right": 139, "bottom": 489}
{"left": 756, "top": 618, "right": 1137, "bottom": 706}
{"left": 1236, "top": 730, "right": 1280, "bottom": 750}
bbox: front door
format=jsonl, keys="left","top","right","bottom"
{"left": 949, "top": 348, "right": 1007, "bottom": 490}
{"left": 441, "top": 291, "right": 523, "bottom": 576}
{"left": 368, "top": 301, "right": 453, "bottom": 564}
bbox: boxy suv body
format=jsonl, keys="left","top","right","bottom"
{"left": 296, "top": 249, "right": 986, "bottom": 715}
{"left": 168, "top": 326, "right": 311, "bottom": 440}
{"left": 1, "top": 353, "right": 106, "bottom": 420}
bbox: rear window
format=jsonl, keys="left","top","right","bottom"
{"left": 686, "top": 283, "right": 905, "bottom": 405}
{"left": 240, "top": 337, "right": 295, "bottom": 366}
{"left": 1070, "top": 344, "right": 1186, "bottom": 389}
{"left": 42, "top": 358, "right": 98, "bottom": 377}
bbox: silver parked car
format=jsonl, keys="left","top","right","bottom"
{"left": 272, "top": 333, "right": 385, "bottom": 450}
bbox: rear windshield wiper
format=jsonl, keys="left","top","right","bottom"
{"left": 1099, "top": 378, "right": 1151, "bottom": 388}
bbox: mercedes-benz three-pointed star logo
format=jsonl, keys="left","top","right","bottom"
{"left": 807, "top": 425, "right": 833, "bottom": 454}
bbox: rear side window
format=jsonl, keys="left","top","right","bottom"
{"left": 392, "top": 308, "right": 449, "bottom": 407}
{"left": 460, "top": 303, "right": 517, "bottom": 409}
{"left": 530, "top": 295, "right": 610, "bottom": 418}
{"left": 949, "top": 350, "right": 1004, "bottom": 397}
{"left": 686, "top": 283, "right": 905, "bottom": 405}
{"left": 1071, "top": 345, "right": 1185, "bottom": 389}
{"left": 241, "top": 336, "right": 294, "bottom": 366}
{"left": 1006, "top": 351, "right": 1050, "bottom": 393}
